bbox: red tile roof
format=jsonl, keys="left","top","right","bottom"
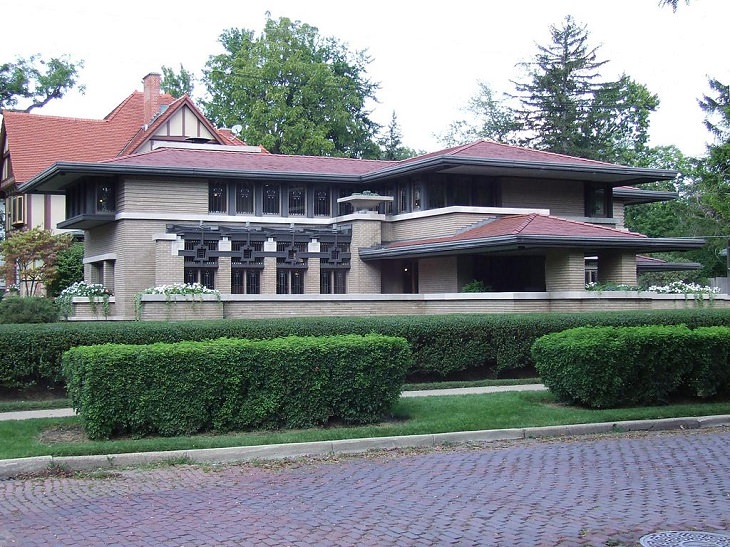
{"left": 401, "top": 139, "right": 617, "bottom": 167}
{"left": 105, "top": 147, "right": 397, "bottom": 175}
{"left": 386, "top": 213, "right": 648, "bottom": 249}
{"left": 1, "top": 90, "right": 239, "bottom": 187}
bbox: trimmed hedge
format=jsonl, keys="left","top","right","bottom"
{"left": 532, "top": 325, "right": 730, "bottom": 408}
{"left": 4, "top": 308, "right": 730, "bottom": 389}
{"left": 62, "top": 334, "right": 410, "bottom": 440}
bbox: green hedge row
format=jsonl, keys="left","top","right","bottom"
{"left": 532, "top": 325, "right": 730, "bottom": 408}
{"left": 5, "top": 308, "right": 730, "bottom": 390}
{"left": 63, "top": 334, "right": 410, "bottom": 440}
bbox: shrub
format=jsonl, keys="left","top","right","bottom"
{"left": 532, "top": 325, "right": 730, "bottom": 408}
{"left": 5, "top": 308, "right": 730, "bottom": 391}
{"left": 62, "top": 334, "right": 410, "bottom": 440}
{"left": 0, "top": 296, "right": 60, "bottom": 325}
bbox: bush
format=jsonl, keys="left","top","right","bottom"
{"left": 63, "top": 334, "right": 410, "bottom": 440}
{"left": 0, "top": 296, "right": 59, "bottom": 325}
{"left": 5, "top": 308, "right": 730, "bottom": 391}
{"left": 532, "top": 325, "right": 730, "bottom": 408}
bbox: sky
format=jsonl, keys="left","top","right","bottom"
{"left": 4, "top": 0, "right": 729, "bottom": 158}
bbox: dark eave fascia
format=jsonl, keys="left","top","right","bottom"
{"left": 361, "top": 155, "right": 679, "bottom": 184}
{"left": 613, "top": 187, "right": 678, "bottom": 204}
{"left": 21, "top": 152, "right": 680, "bottom": 195}
{"left": 359, "top": 235, "right": 705, "bottom": 260}
{"left": 19, "top": 161, "right": 366, "bottom": 194}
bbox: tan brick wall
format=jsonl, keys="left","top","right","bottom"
{"left": 545, "top": 251, "right": 585, "bottom": 291}
{"left": 155, "top": 238, "right": 184, "bottom": 286}
{"left": 305, "top": 240, "right": 321, "bottom": 294}
{"left": 383, "top": 212, "right": 495, "bottom": 242}
{"left": 348, "top": 219, "right": 382, "bottom": 293}
{"left": 120, "top": 293, "right": 730, "bottom": 322}
{"left": 262, "top": 240, "right": 277, "bottom": 294}
{"left": 119, "top": 177, "right": 208, "bottom": 214}
{"left": 110, "top": 219, "right": 168, "bottom": 317}
{"left": 598, "top": 251, "right": 637, "bottom": 286}
{"left": 419, "top": 256, "right": 459, "bottom": 293}
{"left": 501, "top": 178, "right": 583, "bottom": 217}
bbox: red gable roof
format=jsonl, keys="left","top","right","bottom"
{"left": 1, "top": 88, "right": 242, "bottom": 188}
{"left": 386, "top": 213, "right": 648, "bottom": 249}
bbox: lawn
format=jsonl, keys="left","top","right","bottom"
{"left": 2, "top": 391, "right": 729, "bottom": 460}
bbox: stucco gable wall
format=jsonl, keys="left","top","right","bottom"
{"left": 501, "top": 178, "right": 583, "bottom": 217}
{"left": 134, "top": 106, "right": 219, "bottom": 153}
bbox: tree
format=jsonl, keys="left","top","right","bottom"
{"left": 46, "top": 241, "right": 84, "bottom": 297}
{"left": 202, "top": 16, "right": 381, "bottom": 158}
{"left": 161, "top": 64, "right": 195, "bottom": 98}
{"left": 0, "top": 228, "right": 72, "bottom": 296}
{"left": 379, "top": 112, "right": 418, "bottom": 160}
{"left": 510, "top": 16, "right": 659, "bottom": 164}
{"left": 659, "top": 0, "right": 690, "bottom": 12}
{"left": 511, "top": 16, "right": 607, "bottom": 156}
{"left": 578, "top": 74, "right": 659, "bottom": 164}
{"left": 438, "top": 81, "right": 521, "bottom": 147}
{"left": 691, "top": 78, "right": 730, "bottom": 277}
{"left": 0, "top": 54, "right": 84, "bottom": 112}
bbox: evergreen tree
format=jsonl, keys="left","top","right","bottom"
{"left": 512, "top": 16, "right": 607, "bottom": 156}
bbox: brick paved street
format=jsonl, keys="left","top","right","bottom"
{"left": 1, "top": 429, "right": 728, "bottom": 546}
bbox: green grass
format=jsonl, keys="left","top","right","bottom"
{"left": 402, "top": 378, "right": 542, "bottom": 391}
{"left": 0, "top": 398, "right": 71, "bottom": 413}
{"left": 2, "top": 391, "right": 730, "bottom": 460}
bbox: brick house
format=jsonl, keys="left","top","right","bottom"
{"left": 4, "top": 76, "right": 713, "bottom": 319}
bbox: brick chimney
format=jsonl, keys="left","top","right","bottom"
{"left": 143, "top": 72, "right": 162, "bottom": 123}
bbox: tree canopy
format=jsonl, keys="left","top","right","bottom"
{"left": 0, "top": 54, "right": 84, "bottom": 112}
{"left": 0, "top": 228, "right": 73, "bottom": 296}
{"left": 161, "top": 64, "right": 195, "bottom": 99}
{"left": 443, "top": 16, "right": 659, "bottom": 166}
{"left": 202, "top": 16, "right": 381, "bottom": 158}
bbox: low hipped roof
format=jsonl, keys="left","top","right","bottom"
{"left": 21, "top": 139, "right": 678, "bottom": 194}
{"left": 359, "top": 214, "right": 705, "bottom": 260}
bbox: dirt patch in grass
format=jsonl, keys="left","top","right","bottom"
{"left": 38, "top": 424, "right": 88, "bottom": 444}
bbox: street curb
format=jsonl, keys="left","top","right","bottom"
{"left": 2, "top": 415, "right": 728, "bottom": 479}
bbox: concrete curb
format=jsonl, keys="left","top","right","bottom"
{"left": 2, "top": 415, "right": 728, "bottom": 479}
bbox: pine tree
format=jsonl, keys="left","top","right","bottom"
{"left": 512, "top": 16, "right": 607, "bottom": 156}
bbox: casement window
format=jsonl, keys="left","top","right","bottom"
{"left": 313, "top": 186, "right": 330, "bottom": 216}
{"left": 319, "top": 241, "right": 350, "bottom": 294}
{"left": 320, "top": 270, "right": 346, "bottom": 294}
{"left": 231, "top": 269, "right": 260, "bottom": 294}
{"left": 288, "top": 185, "right": 306, "bottom": 216}
{"left": 184, "top": 268, "right": 215, "bottom": 289}
{"left": 235, "top": 182, "right": 254, "bottom": 214}
{"left": 231, "top": 239, "right": 263, "bottom": 294}
{"left": 585, "top": 183, "right": 612, "bottom": 218}
{"left": 8, "top": 195, "right": 24, "bottom": 226}
{"left": 262, "top": 184, "right": 281, "bottom": 215}
{"left": 182, "top": 238, "right": 218, "bottom": 289}
{"left": 209, "top": 183, "right": 227, "bottom": 213}
{"left": 337, "top": 189, "right": 353, "bottom": 216}
{"left": 276, "top": 270, "right": 304, "bottom": 294}
{"left": 96, "top": 182, "right": 115, "bottom": 213}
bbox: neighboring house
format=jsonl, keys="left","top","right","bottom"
{"left": 17, "top": 122, "right": 710, "bottom": 319}
{"left": 1, "top": 73, "right": 248, "bottom": 237}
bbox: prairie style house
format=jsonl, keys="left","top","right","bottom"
{"left": 3, "top": 75, "right": 713, "bottom": 319}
